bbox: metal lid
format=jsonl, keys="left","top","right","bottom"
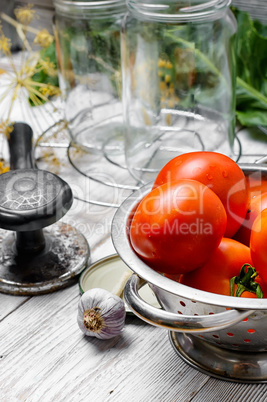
{"left": 79, "top": 254, "right": 160, "bottom": 313}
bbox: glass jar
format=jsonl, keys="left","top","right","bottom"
{"left": 121, "top": 0, "right": 237, "bottom": 183}
{"left": 54, "top": 0, "right": 126, "bottom": 154}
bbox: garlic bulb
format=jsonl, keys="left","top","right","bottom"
{"left": 77, "top": 288, "right": 126, "bottom": 340}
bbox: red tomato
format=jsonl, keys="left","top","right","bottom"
{"left": 250, "top": 208, "right": 267, "bottom": 284}
{"left": 130, "top": 179, "right": 227, "bottom": 275}
{"left": 179, "top": 238, "right": 254, "bottom": 296}
{"left": 234, "top": 285, "right": 263, "bottom": 298}
{"left": 246, "top": 175, "right": 267, "bottom": 199}
{"left": 153, "top": 152, "right": 248, "bottom": 238}
{"left": 238, "top": 290, "right": 258, "bottom": 298}
{"left": 234, "top": 192, "right": 267, "bottom": 246}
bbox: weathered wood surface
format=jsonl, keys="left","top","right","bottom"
{"left": 0, "top": 14, "right": 267, "bottom": 396}
{"left": 0, "top": 124, "right": 266, "bottom": 401}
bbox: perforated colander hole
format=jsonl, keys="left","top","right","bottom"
{"left": 208, "top": 312, "right": 214, "bottom": 315}
{"left": 212, "top": 335, "right": 219, "bottom": 339}
{"left": 194, "top": 314, "right": 198, "bottom": 316}
{"left": 247, "top": 329, "right": 255, "bottom": 334}
{"left": 244, "top": 339, "right": 251, "bottom": 343}
{"left": 227, "top": 332, "right": 234, "bottom": 337}
{"left": 180, "top": 301, "right": 186, "bottom": 307}
{"left": 243, "top": 317, "right": 249, "bottom": 322}
{"left": 177, "top": 311, "right": 183, "bottom": 315}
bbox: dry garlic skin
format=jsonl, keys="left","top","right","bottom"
{"left": 77, "top": 288, "right": 126, "bottom": 340}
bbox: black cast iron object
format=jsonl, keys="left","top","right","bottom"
{"left": 0, "top": 122, "right": 90, "bottom": 295}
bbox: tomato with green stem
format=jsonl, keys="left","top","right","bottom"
{"left": 179, "top": 238, "right": 266, "bottom": 297}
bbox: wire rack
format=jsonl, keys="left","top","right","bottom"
{"left": 32, "top": 113, "right": 267, "bottom": 209}
{"left": 0, "top": 52, "right": 266, "bottom": 209}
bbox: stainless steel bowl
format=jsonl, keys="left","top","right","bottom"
{"left": 111, "top": 163, "right": 267, "bottom": 382}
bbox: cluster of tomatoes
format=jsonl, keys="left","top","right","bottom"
{"left": 129, "top": 152, "right": 267, "bottom": 298}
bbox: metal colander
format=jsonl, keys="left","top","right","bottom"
{"left": 148, "top": 283, "right": 267, "bottom": 352}
{"left": 111, "top": 164, "right": 267, "bottom": 381}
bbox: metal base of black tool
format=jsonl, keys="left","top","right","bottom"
{"left": 0, "top": 222, "right": 90, "bottom": 295}
{"left": 169, "top": 331, "right": 267, "bottom": 383}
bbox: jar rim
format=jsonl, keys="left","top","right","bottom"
{"left": 54, "top": 0, "right": 126, "bottom": 16}
{"left": 54, "top": 0, "right": 124, "bottom": 5}
{"left": 126, "top": 0, "right": 232, "bottom": 22}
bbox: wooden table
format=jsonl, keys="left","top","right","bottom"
{"left": 0, "top": 92, "right": 267, "bottom": 401}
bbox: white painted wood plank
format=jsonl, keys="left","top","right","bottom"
{"left": 0, "top": 294, "right": 29, "bottom": 321}
{"left": 191, "top": 377, "right": 267, "bottom": 402}
{"left": 0, "top": 284, "right": 210, "bottom": 402}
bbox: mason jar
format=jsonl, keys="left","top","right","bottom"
{"left": 121, "top": 0, "right": 237, "bottom": 183}
{"left": 54, "top": 0, "right": 126, "bottom": 154}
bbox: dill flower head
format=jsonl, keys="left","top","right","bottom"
{"left": 0, "top": 35, "right": 11, "bottom": 56}
{"left": 0, "top": 25, "right": 11, "bottom": 56}
{"left": 0, "top": 120, "right": 14, "bottom": 138}
{"left": 34, "top": 29, "right": 54, "bottom": 48}
{"left": 0, "top": 161, "right": 9, "bottom": 174}
{"left": 39, "top": 84, "right": 61, "bottom": 98}
{"left": 14, "top": 4, "right": 36, "bottom": 26}
{"left": 0, "top": 5, "right": 63, "bottom": 172}
{"left": 38, "top": 58, "right": 58, "bottom": 77}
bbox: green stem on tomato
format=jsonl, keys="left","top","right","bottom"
{"left": 230, "top": 263, "right": 263, "bottom": 298}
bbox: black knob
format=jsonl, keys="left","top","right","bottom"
{"left": 0, "top": 169, "right": 73, "bottom": 232}
{"left": 0, "top": 123, "right": 73, "bottom": 253}
{"left": 0, "top": 123, "right": 90, "bottom": 294}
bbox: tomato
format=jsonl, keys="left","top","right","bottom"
{"left": 130, "top": 179, "right": 227, "bottom": 275}
{"left": 153, "top": 151, "right": 248, "bottom": 238}
{"left": 234, "top": 192, "right": 267, "bottom": 246}
{"left": 237, "top": 290, "right": 258, "bottom": 298}
{"left": 179, "top": 238, "right": 254, "bottom": 296}
{"left": 250, "top": 208, "right": 267, "bottom": 284}
{"left": 246, "top": 175, "right": 267, "bottom": 199}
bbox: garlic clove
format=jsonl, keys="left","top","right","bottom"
{"left": 77, "top": 288, "right": 126, "bottom": 340}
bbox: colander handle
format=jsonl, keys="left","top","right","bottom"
{"left": 124, "top": 274, "right": 254, "bottom": 333}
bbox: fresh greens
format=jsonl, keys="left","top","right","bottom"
{"left": 232, "top": 8, "right": 267, "bottom": 127}
{"left": 161, "top": 8, "right": 267, "bottom": 128}
{"left": 29, "top": 41, "right": 59, "bottom": 106}
{"left": 29, "top": 8, "right": 267, "bottom": 129}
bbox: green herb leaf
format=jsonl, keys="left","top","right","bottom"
{"left": 29, "top": 41, "right": 59, "bottom": 106}
{"left": 232, "top": 8, "right": 267, "bottom": 127}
